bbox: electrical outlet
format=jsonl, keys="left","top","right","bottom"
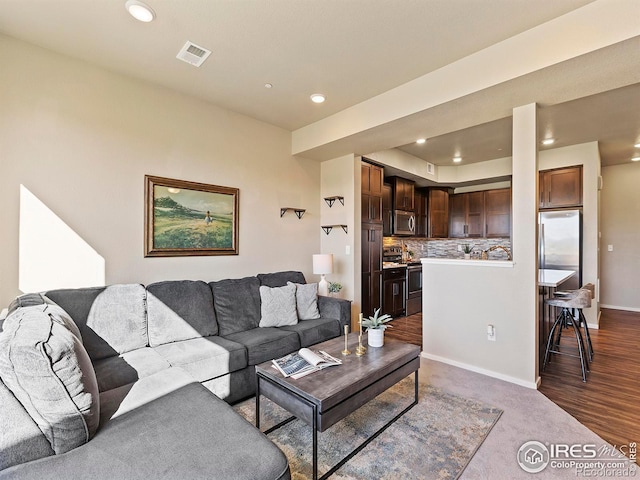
{"left": 345, "top": 245, "right": 351, "bottom": 255}
{"left": 457, "top": 244, "right": 462, "bottom": 252}
{"left": 487, "top": 324, "right": 496, "bottom": 341}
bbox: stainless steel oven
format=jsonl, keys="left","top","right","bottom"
{"left": 406, "top": 264, "right": 422, "bottom": 316}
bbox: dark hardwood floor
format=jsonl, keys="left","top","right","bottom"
{"left": 387, "top": 308, "right": 639, "bottom": 462}
{"left": 385, "top": 312, "right": 422, "bottom": 347}
{"left": 540, "top": 308, "right": 640, "bottom": 462}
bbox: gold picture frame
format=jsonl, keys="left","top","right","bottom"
{"left": 144, "top": 175, "right": 239, "bottom": 257}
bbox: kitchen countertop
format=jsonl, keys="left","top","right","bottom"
{"left": 538, "top": 269, "right": 576, "bottom": 287}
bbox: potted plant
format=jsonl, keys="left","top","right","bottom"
{"left": 463, "top": 244, "right": 474, "bottom": 260}
{"left": 328, "top": 282, "right": 342, "bottom": 297}
{"left": 361, "top": 308, "right": 393, "bottom": 347}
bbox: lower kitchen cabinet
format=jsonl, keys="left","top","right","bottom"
{"left": 382, "top": 268, "right": 406, "bottom": 318}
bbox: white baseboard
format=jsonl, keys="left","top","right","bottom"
{"left": 587, "top": 323, "right": 599, "bottom": 330}
{"left": 600, "top": 304, "right": 640, "bottom": 313}
{"left": 420, "top": 352, "right": 539, "bottom": 390}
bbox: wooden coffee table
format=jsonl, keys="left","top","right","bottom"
{"left": 255, "top": 333, "right": 420, "bottom": 480}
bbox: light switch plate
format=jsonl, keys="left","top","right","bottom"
{"left": 607, "top": 245, "right": 613, "bottom": 252}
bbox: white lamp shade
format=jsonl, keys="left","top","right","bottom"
{"left": 312, "top": 254, "right": 333, "bottom": 275}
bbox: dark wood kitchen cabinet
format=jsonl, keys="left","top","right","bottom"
{"left": 382, "top": 267, "right": 406, "bottom": 318}
{"left": 414, "top": 189, "right": 427, "bottom": 237}
{"left": 427, "top": 188, "right": 449, "bottom": 238}
{"left": 485, "top": 188, "right": 511, "bottom": 237}
{"left": 361, "top": 162, "right": 383, "bottom": 223}
{"left": 361, "top": 223, "right": 382, "bottom": 318}
{"left": 389, "top": 176, "right": 415, "bottom": 211}
{"left": 382, "top": 183, "right": 393, "bottom": 236}
{"left": 539, "top": 165, "right": 582, "bottom": 209}
{"left": 449, "top": 191, "right": 485, "bottom": 238}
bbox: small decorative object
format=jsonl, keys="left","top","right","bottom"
{"left": 355, "top": 313, "right": 367, "bottom": 356}
{"left": 362, "top": 308, "right": 393, "bottom": 348}
{"left": 328, "top": 282, "right": 342, "bottom": 297}
{"left": 406, "top": 250, "right": 415, "bottom": 262}
{"left": 341, "top": 324, "right": 351, "bottom": 356}
{"left": 463, "top": 244, "right": 474, "bottom": 260}
{"left": 313, "top": 254, "right": 333, "bottom": 296}
{"left": 144, "top": 175, "right": 239, "bottom": 257}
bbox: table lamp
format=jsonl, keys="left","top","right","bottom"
{"left": 313, "top": 254, "right": 333, "bottom": 296}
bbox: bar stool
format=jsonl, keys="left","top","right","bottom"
{"left": 552, "top": 283, "right": 595, "bottom": 361}
{"left": 543, "top": 288, "right": 592, "bottom": 382}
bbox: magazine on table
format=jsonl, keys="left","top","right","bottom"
{"left": 272, "top": 348, "right": 342, "bottom": 379}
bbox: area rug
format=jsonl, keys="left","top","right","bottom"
{"left": 233, "top": 377, "right": 503, "bottom": 479}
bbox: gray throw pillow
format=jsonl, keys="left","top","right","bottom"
{"left": 258, "top": 284, "right": 298, "bottom": 327}
{"left": 0, "top": 304, "right": 99, "bottom": 454}
{"left": 288, "top": 282, "right": 321, "bottom": 320}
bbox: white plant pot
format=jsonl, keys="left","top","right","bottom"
{"left": 464, "top": 253, "right": 471, "bottom": 260}
{"left": 368, "top": 328, "right": 384, "bottom": 348}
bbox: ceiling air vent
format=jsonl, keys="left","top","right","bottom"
{"left": 176, "top": 41, "right": 211, "bottom": 67}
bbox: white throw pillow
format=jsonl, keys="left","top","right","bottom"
{"left": 288, "top": 282, "right": 321, "bottom": 320}
{"left": 259, "top": 284, "right": 298, "bottom": 327}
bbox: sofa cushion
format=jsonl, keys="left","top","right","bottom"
{"left": 98, "top": 367, "right": 197, "bottom": 425}
{"left": 224, "top": 328, "right": 300, "bottom": 366}
{"left": 0, "top": 304, "right": 99, "bottom": 454}
{"left": 259, "top": 284, "right": 298, "bottom": 328}
{"left": 46, "top": 284, "right": 147, "bottom": 360}
{"left": 209, "top": 276, "right": 261, "bottom": 336}
{"left": 279, "top": 318, "right": 341, "bottom": 348}
{"left": 153, "top": 336, "right": 247, "bottom": 382}
{"left": 288, "top": 282, "right": 321, "bottom": 320}
{"left": 92, "top": 347, "right": 172, "bottom": 393}
{"left": 12, "top": 381, "right": 290, "bottom": 480}
{"left": 147, "top": 280, "right": 218, "bottom": 347}
{"left": 258, "top": 271, "right": 306, "bottom": 288}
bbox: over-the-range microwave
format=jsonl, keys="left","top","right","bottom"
{"left": 393, "top": 210, "right": 415, "bottom": 235}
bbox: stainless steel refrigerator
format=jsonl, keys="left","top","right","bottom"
{"left": 538, "top": 209, "right": 582, "bottom": 290}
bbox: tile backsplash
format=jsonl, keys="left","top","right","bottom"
{"left": 383, "top": 237, "right": 512, "bottom": 260}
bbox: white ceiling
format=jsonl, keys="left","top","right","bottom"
{"left": 0, "top": 0, "right": 638, "bottom": 167}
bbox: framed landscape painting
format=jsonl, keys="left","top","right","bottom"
{"left": 144, "top": 175, "right": 239, "bottom": 257}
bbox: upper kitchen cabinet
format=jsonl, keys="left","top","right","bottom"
{"left": 389, "top": 176, "right": 415, "bottom": 211}
{"left": 485, "top": 188, "right": 512, "bottom": 238}
{"left": 427, "top": 188, "right": 449, "bottom": 238}
{"left": 414, "top": 188, "right": 427, "bottom": 237}
{"left": 449, "top": 191, "right": 485, "bottom": 238}
{"left": 382, "top": 183, "right": 393, "bottom": 236}
{"left": 539, "top": 165, "right": 582, "bottom": 209}
{"left": 361, "top": 161, "right": 383, "bottom": 224}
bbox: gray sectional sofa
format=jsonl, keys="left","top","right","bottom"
{"left": 0, "top": 271, "right": 351, "bottom": 479}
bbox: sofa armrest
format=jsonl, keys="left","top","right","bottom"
{"left": 317, "top": 296, "right": 352, "bottom": 331}
{"left": 0, "top": 379, "right": 54, "bottom": 472}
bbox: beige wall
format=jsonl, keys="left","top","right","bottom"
{"left": 600, "top": 163, "right": 640, "bottom": 311}
{"left": 0, "top": 35, "right": 321, "bottom": 307}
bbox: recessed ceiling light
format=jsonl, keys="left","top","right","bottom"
{"left": 542, "top": 138, "right": 555, "bottom": 146}
{"left": 125, "top": 0, "right": 155, "bottom": 22}
{"left": 635, "top": 142, "right": 640, "bottom": 148}
{"left": 632, "top": 156, "right": 640, "bottom": 162}
{"left": 453, "top": 156, "right": 462, "bottom": 163}
{"left": 264, "top": 83, "right": 273, "bottom": 89}
{"left": 416, "top": 138, "right": 426, "bottom": 144}
{"left": 310, "top": 94, "right": 325, "bottom": 104}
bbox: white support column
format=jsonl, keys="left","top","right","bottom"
{"left": 512, "top": 103, "right": 540, "bottom": 383}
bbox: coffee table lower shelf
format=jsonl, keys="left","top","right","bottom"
{"left": 256, "top": 359, "right": 419, "bottom": 480}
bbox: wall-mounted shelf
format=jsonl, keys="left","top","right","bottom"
{"left": 324, "top": 196, "right": 344, "bottom": 208}
{"left": 280, "top": 208, "right": 306, "bottom": 219}
{"left": 321, "top": 224, "right": 348, "bottom": 235}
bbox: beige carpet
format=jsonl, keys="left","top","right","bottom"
{"left": 235, "top": 376, "right": 502, "bottom": 479}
